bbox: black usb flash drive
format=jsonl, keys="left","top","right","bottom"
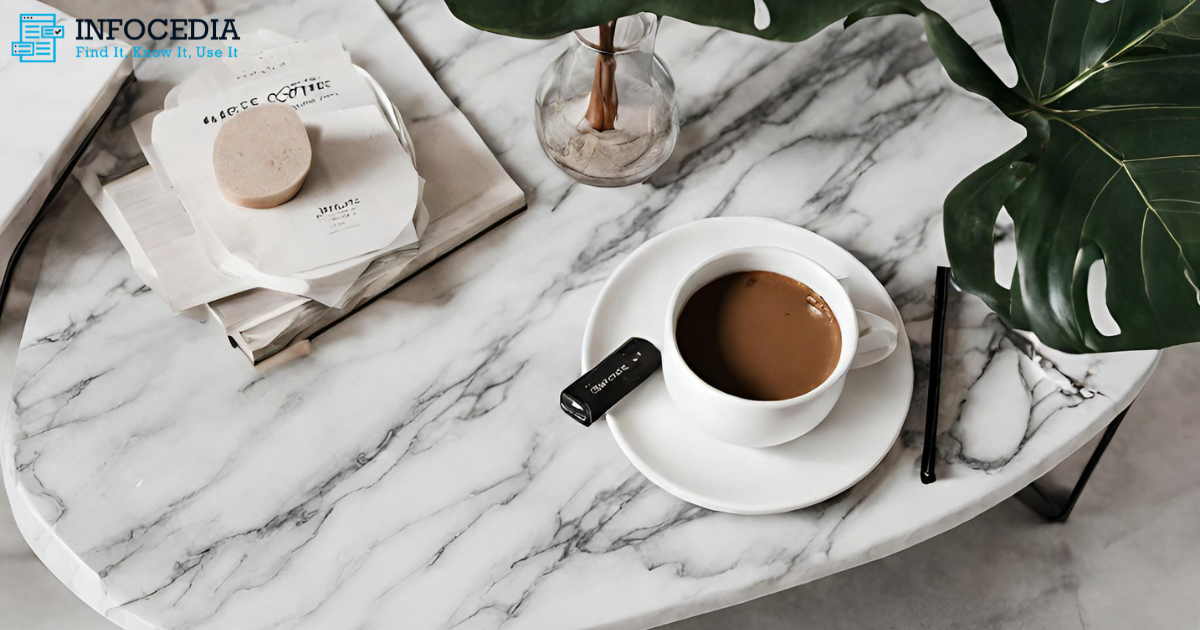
{"left": 560, "top": 337, "right": 662, "bottom": 426}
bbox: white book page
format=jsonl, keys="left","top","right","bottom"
{"left": 152, "top": 59, "right": 420, "bottom": 276}
{"left": 167, "top": 33, "right": 345, "bottom": 108}
{"left": 101, "top": 167, "right": 254, "bottom": 311}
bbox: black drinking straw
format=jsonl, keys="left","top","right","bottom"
{"left": 921, "top": 266, "right": 951, "bottom": 484}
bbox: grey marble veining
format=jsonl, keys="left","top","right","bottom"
{"left": 667, "top": 344, "right": 1200, "bottom": 630}
{"left": 2, "top": 0, "right": 1158, "bottom": 629}
{"left": 0, "top": 0, "right": 128, "bottom": 226}
{"left": 70, "top": 0, "right": 525, "bottom": 365}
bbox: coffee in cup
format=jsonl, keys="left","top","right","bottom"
{"left": 663, "top": 246, "right": 899, "bottom": 447}
{"left": 675, "top": 270, "right": 842, "bottom": 401}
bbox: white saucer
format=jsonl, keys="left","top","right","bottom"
{"left": 582, "top": 217, "right": 914, "bottom": 515}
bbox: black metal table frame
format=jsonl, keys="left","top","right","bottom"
{"left": 1014, "top": 404, "right": 1131, "bottom": 523}
{"left": 922, "top": 268, "right": 1135, "bottom": 523}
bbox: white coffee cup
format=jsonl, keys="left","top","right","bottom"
{"left": 662, "top": 246, "right": 899, "bottom": 448}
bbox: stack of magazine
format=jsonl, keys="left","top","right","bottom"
{"left": 83, "top": 26, "right": 525, "bottom": 365}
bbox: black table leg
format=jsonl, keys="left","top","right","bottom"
{"left": 1015, "top": 404, "right": 1132, "bottom": 523}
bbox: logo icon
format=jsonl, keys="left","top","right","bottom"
{"left": 11, "top": 14, "right": 63, "bottom": 63}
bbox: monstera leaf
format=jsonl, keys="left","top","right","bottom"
{"left": 932, "top": 0, "right": 1200, "bottom": 352}
{"left": 446, "top": 0, "right": 1200, "bottom": 352}
{"left": 446, "top": 0, "right": 920, "bottom": 42}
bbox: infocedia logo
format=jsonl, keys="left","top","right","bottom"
{"left": 11, "top": 14, "right": 63, "bottom": 63}
{"left": 9, "top": 15, "right": 240, "bottom": 62}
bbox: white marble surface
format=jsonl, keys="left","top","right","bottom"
{"left": 0, "top": 183, "right": 117, "bottom": 630}
{"left": 0, "top": 0, "right": 128, "bottom": 232}
{"left": 668, "top": 340, "right": 1200, "bottom": 629}
{"left": 1, "top": 1, "right": 1160, "bottom": 630}
{"left": 68, "top": 0, "right": 525, "bottom": 365}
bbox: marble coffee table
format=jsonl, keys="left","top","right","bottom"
{"left": 2, "top": 0, "right": 1158, "bottom": 628}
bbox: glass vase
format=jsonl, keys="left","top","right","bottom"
{"left": 534, "top": 13, "right": 679, "bottom": 187}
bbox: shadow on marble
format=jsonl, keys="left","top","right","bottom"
{"left": 4, "top": 345, "right": 1196, "bottom": 630}
{"left": 0, "top": 482, "right": 120, "bottom": 629}
{"left": 1, "top": 199, "right": 1191, "bottom": 630}
{"left": 6, "top": 1, "right": 1193, "bottom": 629}
{"left": 668, "top": 343, "right": 1200, "bottom": 630}
{"left": 0, "top": 186, "right": 118, "bottom": 629}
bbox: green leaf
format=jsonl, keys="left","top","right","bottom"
{"left": 936, "top": 0, "right": 1200, "bottom": 352}
{"left": 444, "top": 0, "right": 925, "bottom": 42}
{"left": 942, "top": 118, "right": 1044, "bottom": 317}
{"left": 847, "top": 3, "right": 1026, "bottom": 114}
{"left": 832, "top": 0, "right": 1200, "bottom": 351}
{"left": 448, "top": 0, "right": 1200, "bottom": 351}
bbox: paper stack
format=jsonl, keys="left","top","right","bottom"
{"left": 78, "top": 5, "right": 526, "bottom": 366}
{"left": 96, "top": 32, "right": 428, "bottom": 324}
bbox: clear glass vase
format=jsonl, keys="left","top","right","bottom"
{"left": 534, "top": 14, "right": 679, "bottom": 187}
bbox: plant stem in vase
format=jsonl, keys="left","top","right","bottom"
{"left": 584, "top": 20, "right": 618, "bottom": 131}
{"left": 534, "top": 13, "right": 679, "bottom": 187}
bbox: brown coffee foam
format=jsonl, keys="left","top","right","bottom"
{"left": 676, "top": 271, "right": 841, "bottom": 401}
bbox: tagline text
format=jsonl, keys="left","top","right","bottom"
{"left": 76, "top": 45, "right": 239, "bottom": 59}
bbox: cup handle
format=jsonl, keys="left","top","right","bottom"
{"left": 851, "top": 310, "right": 899, "bottom": 369}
